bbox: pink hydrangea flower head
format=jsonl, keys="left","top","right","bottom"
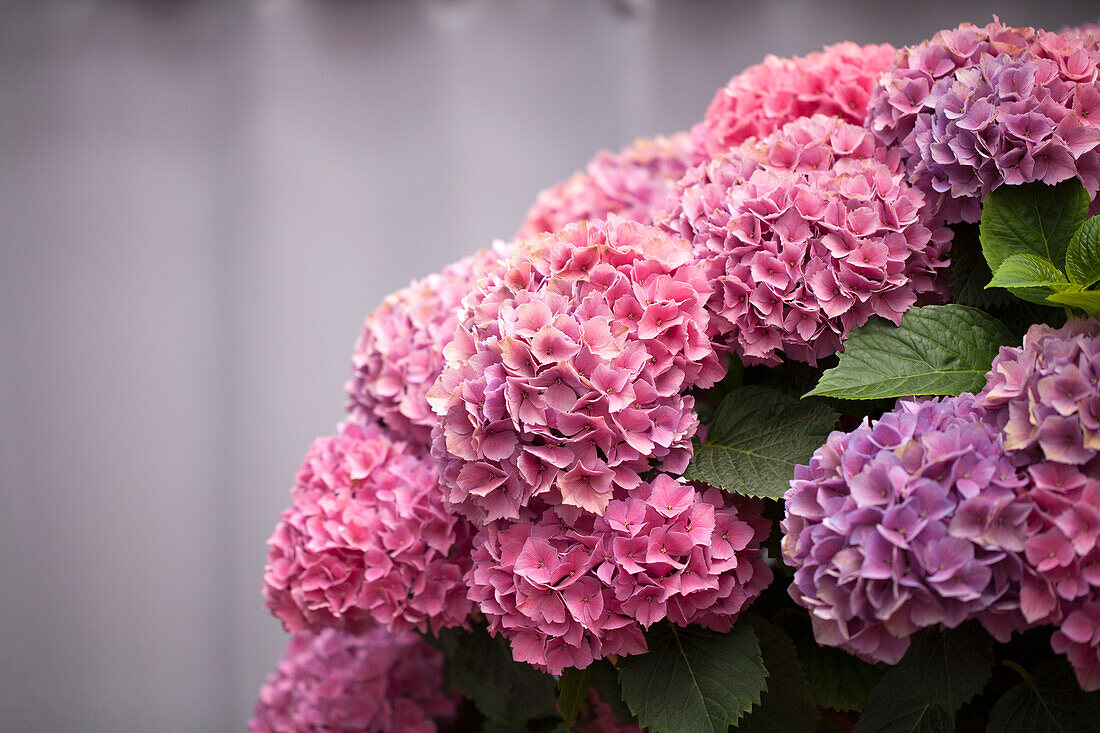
{"left": 517, "top": 132, "right": 699, "bottom": 238}
{"left": 977, "top": 319, "right": 1100, "bottom": 632}
{"left": 428, "top": 218, "right": 725, "bottom": 522}
{"left": 692, "top": 42, "right": 897, "bottom": 159}
{"left": 249, "top": 628, "right": 455, "bottom": 733}
{"left": 1052, "top": 598, "right": 1100, "bottom": 691}
{"left": 867, "top": 18, "right": 1100, "bottom": 223}
{"left": 263, "top": 422, "right": 475, "bottom": 635}
{"left": 663, "top": 115, "right": 950, "bottom": 366}
{"left": 466, "top": 475, "right": 771, "bottom": 674}
{"left": 347, "top": 246, "right": 506, "bottom": 447}
{"left": 783, "top": 394, "right": 1033, "bottom": 664}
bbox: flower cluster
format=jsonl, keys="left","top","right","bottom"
{"left": 429, "top": 218, "right": 724, "bottom": 521}
{"left": 347, "top": 246, "right": 505, "bottom": 447}
{"left": 663, "top": 115, "right": 949, "bottom": 365}
{"left": 263, "top": 423, "right": 474, "bottom": 635}
{"left": 249, "top": 628, "right": 455, "bottom": 733}
{"left": 1052, "top": 599, "right": 1100, "bottom": 692}
{"left": 867, "top": 19, "right": 1100, "bottom": 223}
{"left": 467, "top": 475, "right": 772, "bottom": 674}
{"left": 978, "top": 319, "right": 1100, "bottom": 687}
{"left": 517, "top": 133, "right": 698, "bottom": 239}
{"left": 691, "top": 42, "right": 897, "bottom": 159}
{"left": 783, "top": 394, "right": 1031, "bottom": 664}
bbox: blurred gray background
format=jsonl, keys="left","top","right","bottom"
{"left": 1, "top": 1, "right": 1096, "bottom": 730}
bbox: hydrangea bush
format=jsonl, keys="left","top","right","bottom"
{"left": 254, "top": 16, "right": 1100, "bottom": 733}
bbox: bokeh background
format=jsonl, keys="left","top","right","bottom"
{"left": 2, "top": 1, "right": 1097, "bottom": 730}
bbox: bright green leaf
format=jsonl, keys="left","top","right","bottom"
{"left": 556, "top": 667, "right": 590, "bottom": 726}
{"left": 855, "top": 624, "right": 993, "bottom": 733}
{"left": 619, "top": 623, "right": 767, "bottom": 733}
{"left": 683, "top": 386, "right": 837, "bottom": 500}
{"left": 1046, "top": 289, "right": 1100, "bottom": 317}
{"left": 987, "top": 658, "right": 1100, "bottom": 733}
{"left": 979, "top": 179, "right": 1090, "bottom": 272}
{"left": 1066, "top": 217, "right": 1100, "bottom": 288}
{"left": 735, "top": 619, "right": 818, "bottom": 733}
{"left": 437, "top": 627, "right": 558, "bottom": 724}
{"left": 986, "top": 253, "right": 1068, "bottom": 289}
{"left": 806, "top": 305, "right": 1015, "bottom": 400}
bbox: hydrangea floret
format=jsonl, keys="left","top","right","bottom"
{"left": 263, "top": 422, "right": 474, "bottom": 635}
{"left": 663, "top": 115, "right": 950, "bottom": 365}
{"left": 467, "top": 475, "right": 771, "bottom": 674}
{"left": 249, "top": 628, "right": 455, "bottom": 733}
{"left": 428, "top": 217, "right": 724, "bottom": 521}
{"left": 783, "top": 394, "right": 1031, "bottom": 664}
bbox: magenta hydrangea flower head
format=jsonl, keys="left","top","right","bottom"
{"left": 783, "top": 394, "right": 1032, "bottom": 664}
{"left": 249, "top": 628, "right": 455, "bottom": 733}
{"left": 577, "top": 687, "right": 644, "bottom": 733}
{"left": 1052, "top": 599, "right": 1100, "bottom": 691}
{"left": 263, "top": 422, "right": 474, "bottom": 635}
{"left": 428, "top": 218, "right": 725, "bottom": 522}
{"left": 663, "top": 115, "right": 950, "bottom": 366}
{"left": 692, "top": 42, "right": 897, "bottom": 159}
{"left": 867, "top": 19, "right": 1100, "bottom": 223}
{"left": 467, "top": 475, "right": 772, "bottom": 675}
{"left": 347, "top": 246, "right": 506, "bottom": 447}
{"left": 517, "top": 132, "right": 699, "bottom": 239}
{"left": 977, "top": 320, "right": 1100, "bottom": 634}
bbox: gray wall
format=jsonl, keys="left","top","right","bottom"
{"left": 2, "top": 1, "right": 1096, "bottom": 730}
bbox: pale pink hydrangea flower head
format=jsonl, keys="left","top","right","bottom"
{"left": 663, "top": 115, "right": 950, "bottom": 366}
{"left": 249, "top": 628, "right": 455, "bottom": 733}
{"left": 517, "top": 132, "right": 699, "bottom": 239}
{"left": 263, "top": 422, "right": 474, "bottom": 635}
{"left": 692, "top": 42, "right": 897, "bottom": 159}
{"left": 347, "top": 245, "right": 507, "bottom": 447}
{"left": 867, "top": 18, "right": 1100, "bottom": 223}
{"left": 467, "top": 475, "right": 772, "bottom": 675}
{"left": 783, "top": 394, "right": 1033, "bottom": 664}
{"left": 428, "top": 217, "right": 724, "bottom": 522}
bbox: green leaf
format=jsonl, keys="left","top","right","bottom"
{"left": 1046, "top": 289, "right": 1100, "bottom": 317}
{"left": 437, "top": 626, "right": 558, "bottom": 724}
{"left": 735, "top": 619, "right": 818, "bottom": 733}
{"left": 619, "top": 623, "right": 767, "bottom": 733}
{"left": 806, "top": 305, "right": 1014, "bottom": 400}
{"left": 587, "top": 660, "right": 633, "bottom": 725}
{"left": 683, "top": 386, "right": 837, "bottom": 500}
{"left": 855, "top": 624, "right": 994, "bottom": 733}
{"left": 1066, "top": 217, "right": 1100, "bottom": 288}
{"left": 979, "top": 179, "right": 1090, "bottom": 272}
{"left": 803, "top": 644, "right": 885, "bottom": 713}
{"left": 986, "top": 253, "right": 1068, "bottom": 289}
{"left": 556, "top": 667, "right": 590, "bottom": 726}
{"left": 987, "top": 658, "right": 1100, "bottom": 733}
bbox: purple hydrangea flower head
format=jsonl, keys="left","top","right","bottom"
{"left": 662, "top": 115, "right": 950, "bottom": 366}
{"left": 867, "top": 19, "right": 1100, "bottom": 223}
{"left": 517, "top": 132, "right": 699, "bottom": 239}
{"left": 263, "top": 423, "right": 475, "bottom": 635}
{"left": 978, "top": 319, "right": 1100, "bottom": 677}
{"left": 692, "top": 42, "right": 897, "bottom": 158}
{"left": 466, "top": 475, "right": 772, "bottom": 674}
{"left": 783, "top": 394, "right": 1032, "bottom": 664}
{"left": 249, "top": 628, "right": 455, "bottom": 733}
{"left": 428, "top": 218, "right": 724, "bottom": 522}
{"left": 347, "top": 246, "right": 507, "bottom": 447}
